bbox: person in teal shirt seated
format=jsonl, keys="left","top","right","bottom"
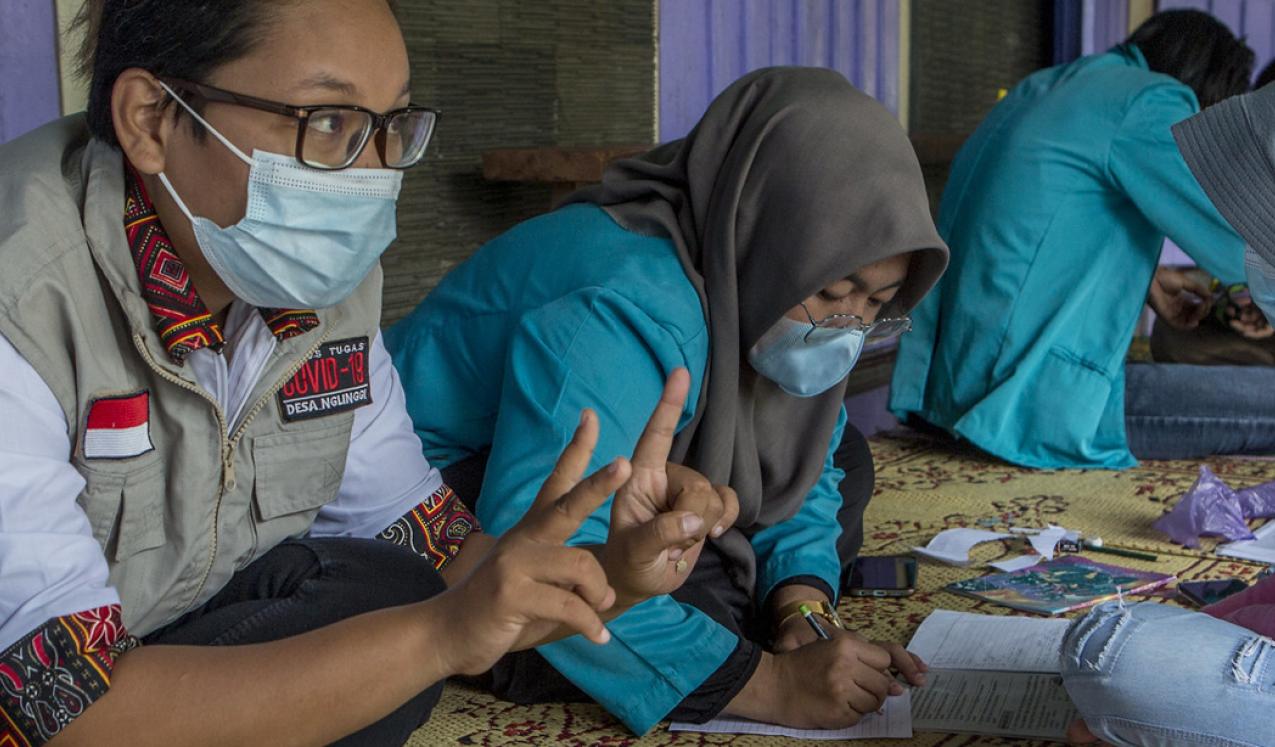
{"left": 890, "top": 10, "right": 1260, "bottom": 469}
{"left": 387, "top": 68, "right": 948, "bottom": 733}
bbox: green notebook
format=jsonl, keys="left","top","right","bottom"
{"left": 946, "top": 556, "right": 1175, "bottom": 615}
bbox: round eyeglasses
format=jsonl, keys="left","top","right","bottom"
{"left": 801, "top": 302, "right": 912, "bottom": 342}
{"left": 159, "top": 77, "right": 439, "bottom": 171}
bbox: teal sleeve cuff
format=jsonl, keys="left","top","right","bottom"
{"left": 757, "top": 551, "right": 843, "bottom": 607}
{"left": 537, "top": 596, "right": 738, "bottom": 734}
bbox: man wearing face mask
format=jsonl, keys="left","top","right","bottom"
{"left": 0, "top": 2, "right": 738, "bottom": 745}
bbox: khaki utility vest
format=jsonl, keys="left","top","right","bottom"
{"left": 0, "top": 117, "right": 384, "bottom": 635}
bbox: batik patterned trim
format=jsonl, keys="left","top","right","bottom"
{"left": 123, "top": 164, "right": 319, "bottom": 365}
{"left": 378, "top": 484, "right": 480, "bottom": 571}
{"left": 0, "top": 605, "right": 139, "bottom": 747}
{"left": 260, "top": 308, "right": 321, "bottom": 341}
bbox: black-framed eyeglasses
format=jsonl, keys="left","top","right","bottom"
{"left": 800, "top": 302, "right": 912, "bottom": 342}
{"left": 159, "top": 77, "right": 439, "bottom": 171}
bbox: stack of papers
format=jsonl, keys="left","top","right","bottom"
{"left": 906, "top": 610, "right": 1077, "bottom": 740}
{"left": 668, "top": 691, "right": 912, "bottom": 740}
{"left": 668, "top": 610, "right": 1077, "bottom": 741}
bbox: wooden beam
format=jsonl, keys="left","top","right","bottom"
{"left": 482, "top": 145, "right": 650, "bottom": 184}
{"left": 483, "top": 132, "right": 963, "bottom": 193}
{"left": 1127, "top": 0, "right": 1154, "bottom": 35}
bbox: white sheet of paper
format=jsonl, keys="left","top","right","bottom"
{"left": 668, "top": 691, "right": 912, "bottom": 740}
{"left": 1217, "top": 520, "right": 1275, "bottom": 564}
{"left": 989, "top": 554, "right": 1042, "bottom": 572}
{"left": 911, "top": 670, "right": 1076, "bottom": 740}
{"left": 906, "top": 609, "right": 1071, "bottom": 673}
{"left": 1029, "top": 525, "right": 1067, "bottom": 560}
{"left": 913, "top": 528, "right": 1012, "bottom": 566}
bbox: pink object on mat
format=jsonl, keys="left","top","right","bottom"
{"left": 1204, "top": 576, "right": 1275, "bottom": 638}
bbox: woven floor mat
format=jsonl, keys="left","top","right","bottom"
{"left": 408, "top": 430, "right": 1275, "bottom": 746}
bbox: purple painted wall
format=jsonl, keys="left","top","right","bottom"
{"left": 0, "top": 0, "right": 62, "bottom": 145}
{"left": 658, "top": 0, "right": 900, "bottom": 142}
{"left": 1081, "top": 0, "right": 1129, "bottom": 54}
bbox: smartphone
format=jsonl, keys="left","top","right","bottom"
{"left": 1178, "top": 578, "right": 1248, "bottom": 607}
{"left": 845, "top": 555, "right": 917, "bottom": 597}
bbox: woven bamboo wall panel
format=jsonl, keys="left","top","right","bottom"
{"left": 383, "top": 1, "right": 656, "bottom": 324}
{"left": 909, "top": 0, "right": 1052, "bottom": 137}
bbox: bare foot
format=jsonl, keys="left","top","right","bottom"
{"left": 1067, "top": 718, "right": 1110, "bottom": 746}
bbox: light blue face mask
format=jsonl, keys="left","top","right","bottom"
{"left": 1246, "top": 245, "right": 1275, "bottom": 322}
{"left": 156, "top": 82, "right": 403, "bottom": 309}
{"left": 747, "top": 317, "right": 866, "bottom": 397}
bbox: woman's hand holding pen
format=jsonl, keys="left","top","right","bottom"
{"left": 769, "top": 586, "right": 927, "bottom": 690}
{"left": 724, "top": 602, "right": 928, "bottom": 728}
{"left": 774, "top": 620, "right": 928, "bottom": 693}
{"left": 736, "top": 635, "right": 898, "bottom": 728}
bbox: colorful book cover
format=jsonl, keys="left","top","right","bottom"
{"left": 946, "top": 556, "right": 1176, "bottom": 615}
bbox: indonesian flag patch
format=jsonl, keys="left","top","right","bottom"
{"left": 84, "top": 391, "right": 155, "bottom": 460}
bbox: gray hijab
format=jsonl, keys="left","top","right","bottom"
{"left": 569, "top": 67, "right": 948, "bottom": 594}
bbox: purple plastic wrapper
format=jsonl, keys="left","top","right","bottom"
{"left": 1236, "top": 479, "right": 1275, "bottom": 520}
{"left": 1152, "top": 466, "right": 1254, "bottom": 548}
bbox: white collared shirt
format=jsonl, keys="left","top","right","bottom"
{"left": 0, "top": 304, "right": 441, "bottom": 651}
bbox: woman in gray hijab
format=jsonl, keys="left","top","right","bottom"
{"left": 388, "top": 67, "right": 948, "bottom": 733}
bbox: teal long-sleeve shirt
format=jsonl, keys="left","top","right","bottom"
{"left": 385, "top": 204, "right": 848, "bottom": 733}
{"left": 890, "top": 45, "right": 1244, "bottom": 469}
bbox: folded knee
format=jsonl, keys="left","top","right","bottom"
{"left": 1062, "top": 602, "right": 1137, "bottom": 673}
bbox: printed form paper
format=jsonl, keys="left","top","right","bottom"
{"left": 911, "top": 670, "right": 1075, "bottom": 740}
{"left": 905, "top": 610, "right": 1076, "bottom": 740}
{"left": 668, "top": 691, "right": 912, "bottom": 740}
{"left": 906, "top": 609, "right": 1070, "bottom": 673}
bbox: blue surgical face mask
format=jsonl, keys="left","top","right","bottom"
{"left": 156, "top": 82, "right": 403, "bottom": 309}
{"left": 747, "top": 317, "right": 865, "bottom": 397}
{"left": 1246, "top": 245, "right": 1275, "bottom": 322}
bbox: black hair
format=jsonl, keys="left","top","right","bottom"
{"left": 73, "top": 0, "right": 289, "bottom": 147}
{"left": 76, "top": 1, "right": 403, "bottom": 147}
{"left": 1256, "top": 58, "right": 1275, "bottom": 91}
{"left": 1124, "top": 10, "right": 1255, "bottom": 108}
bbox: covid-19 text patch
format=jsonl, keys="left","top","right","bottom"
{"left": 278, "top": 337, "right": 373, "bottom": 422}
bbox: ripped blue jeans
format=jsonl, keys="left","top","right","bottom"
{"left": 1061, "top": 602, "right": 1275, "bottom": 747}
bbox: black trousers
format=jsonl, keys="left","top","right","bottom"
{"left": 144, "top": 537, "right": 447, "bottom": 746}
{"left": 444, "top": 423, "right": 876, "bottom": 724}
